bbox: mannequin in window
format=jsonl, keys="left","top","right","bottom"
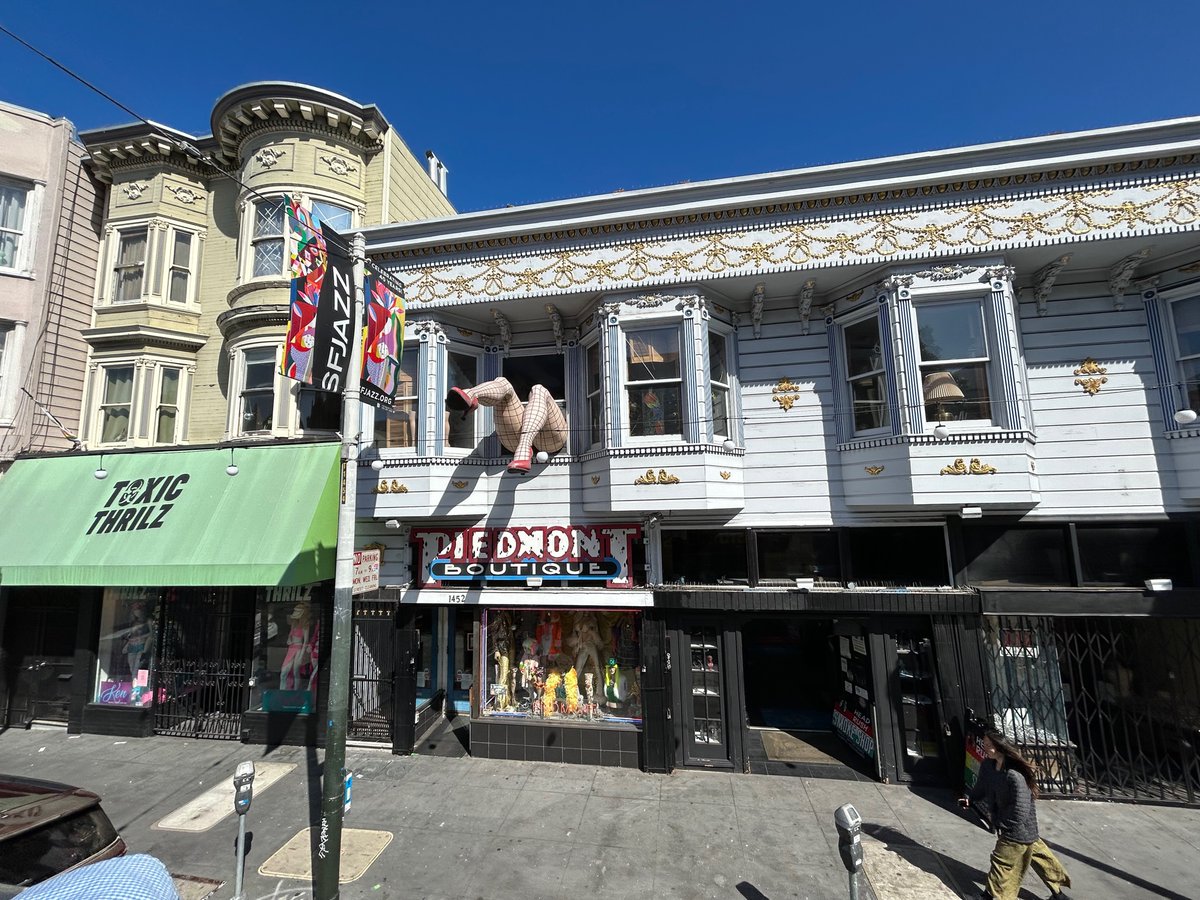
{"left": 281, "top": 602, "right": 317, "bottom": 691}
{"left": 123, "top": 600, "right": 152, "bottom": 681}
{"left": 447, "top": 376, "right": 567, "bottom": 474}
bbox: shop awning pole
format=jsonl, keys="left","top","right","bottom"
{"left": 314, "top": 231, "right": 366, "bottom": 900}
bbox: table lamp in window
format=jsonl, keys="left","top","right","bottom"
{"left": 923, "top": 371, "right": 964, "bottom": 421}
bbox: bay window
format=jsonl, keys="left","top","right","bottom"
{"left": 112, "top": 228, "right": 148, "bottom": 302}
{"left": 374, "top": 348, "right": 419, "bottom": 449}
{"left": 167, "top": 231, "right": 193, "bottom": 303}
{"left": 586, "top": 341, "right": 603, "bottom": 447}
{"left": 446, "top": 350, "right": 479, "bottom": 449}
{"left": 625, "top": 326, "right": 681, "bottom": 438}
{"left": 843, "top": 316, "right": 889, "bottom": 434}
{"left": 251, "top": 198, "right": 286, "bottom": 278}
{"left": 709, "top": 331, "right": 732, "bottom": 438}
{"left": 239, "top": 347, "right": 276, "bottom": 433}
{"left": 916, "top": 298, "right": 993, "bottom": 424}
{"left": 0, "top": 180, "right": 29, "bottom": 272}
{"left": 98, "top": 365, "right": 134, "bottom": 444}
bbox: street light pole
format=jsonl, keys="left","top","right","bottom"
{"left": 314, "top": 231, "right": 366, "bottom": 900}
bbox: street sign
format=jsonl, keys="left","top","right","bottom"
{"left": 352, "top": 549, "right": 381, "bottom": 595}
{"left": 343, "top": 771, "right": 353, "bottom": 814}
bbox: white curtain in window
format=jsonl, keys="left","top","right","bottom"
{"left": 0, "top": 184, "right": 26, "bottom": 267}
{"left": 101, "top": 368, "right": 134, "bottom": 443}
{"left": 114, "top": 231, "right": 147, "bottom": 301}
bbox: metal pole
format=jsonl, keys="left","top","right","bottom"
{"left": 233, "top": 815, "right": 247, "bottom": 900}
{"left": 848, "top": 872, "right": 859, "bottom": 900}
{"left": 314, "top": 231, "right": 366, "bottom": 900}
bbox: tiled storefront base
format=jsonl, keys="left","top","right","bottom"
{"left": 470, "top": 718, "right": 641, "bottom": 768}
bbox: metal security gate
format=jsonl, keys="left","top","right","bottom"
{"left": 154, "top": 588, "right": 253, "bottom": 739}
{"left": 984, "top": 616, "right": 1200, "bottom": 805}
{"left": 348, "top": 600, "right": 396, "bottom": 743}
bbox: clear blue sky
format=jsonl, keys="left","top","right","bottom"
{"left": 3, "top": 2, "right": 1198, "bottom": 214}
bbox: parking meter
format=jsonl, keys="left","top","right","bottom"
{"left": 232, "top": 762, "right": 255, "bottom": 900}
{"left": 233, "top": 761, "right": 255, "bottom": 816}
{"left": 834, "top": 804, "right": 864, "bottom": 899}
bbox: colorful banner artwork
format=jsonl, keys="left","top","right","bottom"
{"left": 282, "top": 197, "right": 327, "bottom": 385}
{"left": 360, "top": 267, "right": 406, "bottom": 409}
{"left": 307, "top": 222, "right": 356, "bottom": 393}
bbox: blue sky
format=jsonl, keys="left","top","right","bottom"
{"left": 3, "top": 2, "right": 1198, "bottom": 214}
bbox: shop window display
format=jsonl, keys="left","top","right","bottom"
{"left": 94, "top": 588, "right": 160, "bottom": 706}
{"left": 250, "top": 591, "right": 323, "bottom": 714}
{"left": 482, "top": 609, "right": 642, "bottom": 723}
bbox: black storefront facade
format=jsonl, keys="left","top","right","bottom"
{"left": 0, "top": 442, "right": 342, "bottom": 749}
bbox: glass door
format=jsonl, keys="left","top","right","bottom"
{"left": 446, "top": 609, "right": 474, "bottom": 714}
{"left": 683, "top": 626, "right": 730, "bottom": 766}
{"left": 894, "top": 632, "right": 946, "bottom": 782}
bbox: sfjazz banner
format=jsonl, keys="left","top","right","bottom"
{"left": 410, "top": 524, "right": 642, "bottom": 589}
{"left": 360, "top": 265, "right": 406, "bottom": 409}
{"left": 281, "top": 202, "right": 355, "bottom": 393}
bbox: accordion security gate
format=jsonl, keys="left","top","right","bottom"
{"left": 984, "top": 615, "right": 1200, "bottom": 805}
{"left": 347, "top": 601, "right": 397, "bottom": 743}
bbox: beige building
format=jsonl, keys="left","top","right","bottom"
{"left": 78, "top": 82, "right": 454, "bottom": 448}
{"left": 0, "top": 101, "right": 105, "bottom": 468}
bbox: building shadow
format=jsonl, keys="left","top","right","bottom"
{"left": 861, "top": 823, "right": 1041, "bottom": 900}
{"left": 1043, "top": 838, "right": 1192, "bottom": 900}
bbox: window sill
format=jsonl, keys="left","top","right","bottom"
{"left": 838, "top": 428, "right": 1035, "bottom": 451}
{"left": 0, "top": 268, "right": 35, "bottom": 281}
{"left": 98, "top": 299, "right": 202, "bottom": 318}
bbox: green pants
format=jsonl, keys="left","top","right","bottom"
{"left": 986, "top": 837, "right": 1071, "bottom": 899}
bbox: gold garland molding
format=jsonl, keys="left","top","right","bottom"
{"left": 383, "top": 173, "right": 1200, "bottom": 305}
{"left": 1073, "top": 357, "right": 1109, "bottom": 395}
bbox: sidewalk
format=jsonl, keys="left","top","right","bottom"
{"left": 2, "top": 727, "right": 1197, "bottom": 899}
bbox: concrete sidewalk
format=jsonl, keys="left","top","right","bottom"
{"left": 1, "top": 727, "right": 1196, "bottom": 899}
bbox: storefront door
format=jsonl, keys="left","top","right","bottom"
{"left": 675, "top": 624, "right": 734, "bottom": 768}
{"left": 1, "top": 591, "right": 77, "bottom": 727}
{"left": 884, "top": 630, "right": 948, "bottom": 783}
{"left": 348, "top": 600, "right": 397, "bottom": 744}
{"left": 446, "top": 609, "right": 474, "bottom": 714}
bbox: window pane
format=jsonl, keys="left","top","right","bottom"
{"left": 711, "top": 385, "right": 729, "bottom": 436}
{"left": 627, "top": 385, "right": 681, "bottom": 436}
{"left": 0, "top": 184, "right": 26, "bottom": 231}
{"left": 254, "top": 199, "right": 285, "bottom": 238}
{"left": 299, "top": 387, "right": 341, "bottom": 430}
{"left": 155, "top": 408, "right": 177, "bottom": 444}
{"left": 709, "top": 334, "right": 729, "bottom": 384}
{"left": 250, "top": 591, "right": 324, "bottom": 713}
{"left": 311, "top": 200, "right": 352, "bottom": 232}
{"left": 963, "top": 525, "right": 1071, "bottom": 586}
{"left": 94, "top": 588, "right": 159, "bottom": 706}
{"left": 117, "top": 230, "right": 147, "bottom": 266}
{"left": 1183, "top": 358, "right": 1200, "bottom": 412}
{"left": 626, "top": 328, "right": 680, "bottom": 381}
{"left": 851, "top": 374, "right": 888, "bottom": 432}
{"left": 916, "top": 300, "right": 986, "bottom": 362}
{"left": 172, "top": 231, "right": 191, "bottom": 267}
{"left": 1077, "top": 524, "right": 1193, "bottom": 587}
{"left": 168, "top": 269, "right": 189, "bottom": 303}
{"left": 586, "top": 343, "right": 601, "bottom": 394}
{"left": 101, "top": 408, "right": 129, "bottom": 443}
{"left": 922, "top": 362, "right": 990, "bottom": 421}
{"left": 104, "top": 366, "right": 134, "bottom": 404}
{"left": 662, "top": 530, "right": 748, "bottom": 584}
{"left": 241, "top": 395, "right": 273, "bottom": 431}
{"left": 375, "top": 398, "right": 416, "bottom": 448}
{"left": 847, "top": 527, "right": 947, "bottom": 586}
{"left": 244, "top": 350, "right": 276, "bottom": 389}
{"left": 241, "top": 348, "right": 274, "bottom": 432}
{"left": 503, "top": 352, "right": 564, "bottom": 400}
{"left": 253, "top": 239, "right": 284, "bottom": 277}
{"left": 1173, "top": 297, "right": 1200, "bottom": 358}
{"left": 757, "top": 531, "right": 841, "bottom": 582}
{"left": 447, "top": 351, "right": 478, "bottom": 449}
{"left": 159, "top": 368, "right": 180, "bottom": 405}
{"left": 845, "top": 318, "right": 883, "bottom": 376}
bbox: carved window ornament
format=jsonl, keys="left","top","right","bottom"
{"left": 1073, "top": 357, "right": 1108, "bottom": 395}
{"left": 492, "top": 309, "right": 512, "bottom": 356}
{"left": 772, "top": 378, "right": 801, "bottom": 412}
{"left": 750, "top": 282, "right": 765, "bottom": 338}
{"left": 121, "top": 182, "right": 148, "bottom": 200}
{"left": 797, "top": 279, "right": 817, "bottom": 335}
{"left": 1032, "top": 254, "right": 1072, "bottom": 316}
{"left": 1108, "top": 247, "right": 1152, "bottom": 311}
{"left": 864, "top": 465, "right": 885, "bottom": 476}
{"left": 372, "top": 480, "right": 409, "bottom": 494}
{"left": 634, "top": 469, "right": 681, "bottom": 485}
{"left": 719, "top": 470, "right": 731, "bottom": 480}
{"left": 320, "top": 154, "right": 359, "bottom": 177}
{"left": 255, "top": 147, "right": 286, "bottom": 169}
{"left": 165, "top": 184, "right": 200, "bottom": 205}
{"left": 545, "top": 303, "right": 565, "bottom": 351}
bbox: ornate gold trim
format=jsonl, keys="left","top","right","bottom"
{"left": 1073, "top": 357, "right": 1109, "bottom": 395}
{"left": 940, "top": 459, "right": 967, "bottom": 475}
{"left": 772, "top": 378, "right": 801, "bottom": 412}
{"left": 940, "top": 458, "right": 998, "bottom": 475}
{"left": 864, "top": 465, "right": 885, "bottom": 475}
{"left": 719, "top": 470, "right": 731, "bottom": 480}
{"left": 372, "top": 480, "right": 409, "bottom": 494}
{"left": 452, "top": 480, "right": 468, "bottom": 489}
{"left": 590, "top": 474, "right": 601, "bottom": 485}
{"left": 634, "top": 469, "right": 681, "bottom": 485}
{"left": 969, "top": 458, "right": 998, "bottom": 474}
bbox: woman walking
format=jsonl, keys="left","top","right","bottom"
{"left": 961, "top": 729, "right": 1072, "bottom": 900}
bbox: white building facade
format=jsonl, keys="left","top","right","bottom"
{"left": 355, "top": 117, "right": 1200, "bottom": 801}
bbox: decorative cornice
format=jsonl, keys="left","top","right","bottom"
{"left": 226, "top": 278, "right": 291, "bottom": 306}
{"left": 379, "top": 172, "right": 1200, "bottom": 307}
{"left": 81, "top": 324, "right": 209, "bottom": 352}
{"left": 913, "top": 264, "right": 977, "bottom": 281}
{"left": 215, "top": 304, "right": 290, "bottom": 338}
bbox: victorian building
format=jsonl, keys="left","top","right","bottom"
{"left": 0, "top": 83, "right": 454, "bottom": 747}
{"left": 356, "top": 117, "right": 1200, "bottom": 803}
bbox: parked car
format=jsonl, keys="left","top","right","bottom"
{"left": 0, "top": 775, "right": 126, "bottom": 897}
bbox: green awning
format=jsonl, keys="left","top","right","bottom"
{"left": 0, "top": 442, "right": 340, "bottom": 587}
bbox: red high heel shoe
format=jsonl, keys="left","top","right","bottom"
{"left": 446, "top": 387, "right": 478, "bottom": 420}
{"left": 507, "top": 454, "right": 532, "bottom": 475}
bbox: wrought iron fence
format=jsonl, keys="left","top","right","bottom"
{"left": 348, "top": 601, "right": 396, "bottom": 743}
{"left": 984, "top": 615, "right": 1200, "bottom": 805}
{"left": 153, "top": 658, "right": 249, "bottom": 739}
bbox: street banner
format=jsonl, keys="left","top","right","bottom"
{"left": 281, "top": 196, "right": 327, "bottom": 384}
{"left": 307, "top": 222, "right": 356, "bottom": 393}
{"left": 360, "top": 266, "right": 406, "bottom": 409}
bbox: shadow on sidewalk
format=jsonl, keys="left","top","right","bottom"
{"left": 1043, "top": 839, "right": 1192, "bottom": 900}
{"left": 861, "top": 823, "right": 1041, "bottom": 900}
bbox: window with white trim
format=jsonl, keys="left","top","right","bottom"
{"left": 112, "top": 228, "right": 148, "bottom": 302}
{"left": 239, "top": 347, "right": 276, "bottom": 434}
{"left": 247, "top": 196, "right": 353, "bottom": 280}
{"left": 373, "top": 348, "right": 419, "bottom": 449}
{"left": 1167, "top": 295, "right": 1200, "bottom": 415}
{"left": 167, "top": 231, "right": 193, "bottom": 303}
{"left": 298, "top": 385, "right": 341, "bottom": 432}
{"left": 625, "top": 326, "right": 682, "bottom": 438}
{"left": 98, "top": 365, "right": 134, "bottom": 444}
{"left": 0, "top": 180, "right": 30, "bottom": 272}
{"left": 842, "top": 316, "right": 889, "bottom": 434}
{"left": 709, "top": 330, "right": 732, "bottom": 438}
{"left": 154, "top": 367, "right": 182, "bottom": 444}
{"left": 915, "top": 298, "right": 993, "bottom": 424}
{"left": 585, "top": 341, "right": 603, "bottom": 447}
{"left": 446, "top": 350, "right": 479, "bottom": 450}
{"left": 0, "top": 324, "right": 12, "bottom": 415}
